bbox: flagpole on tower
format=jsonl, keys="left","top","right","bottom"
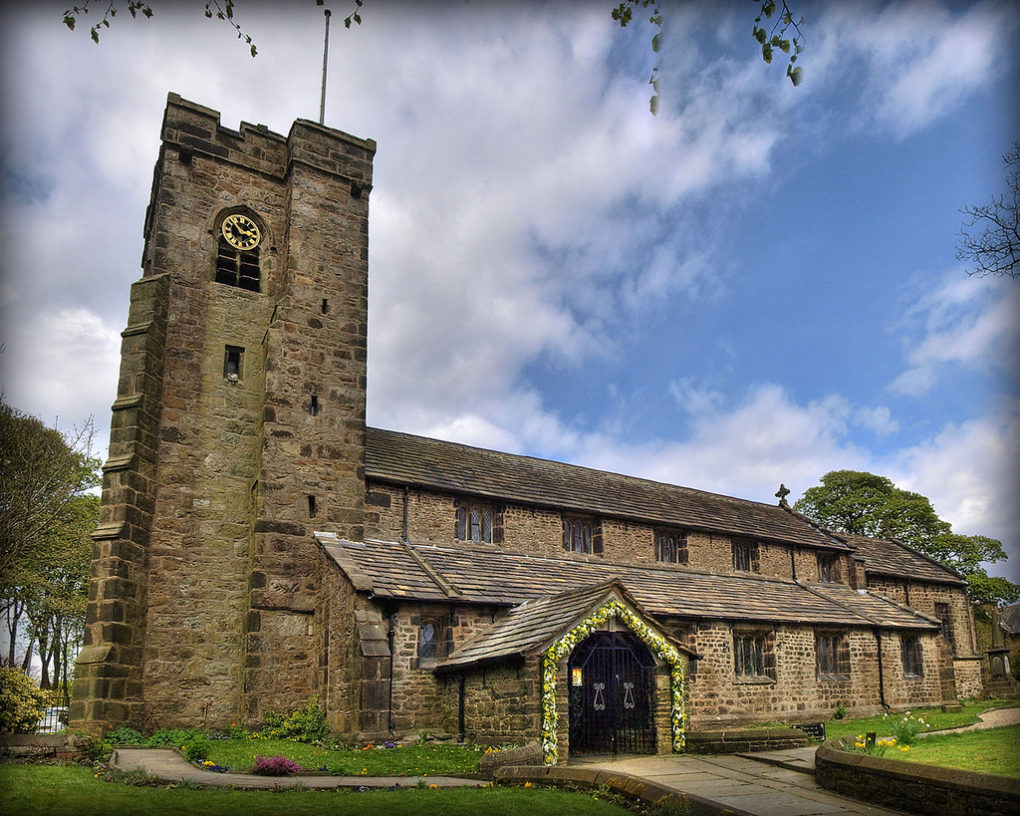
{"left": 319, "top": 9, "right": 332, "bottom": 125}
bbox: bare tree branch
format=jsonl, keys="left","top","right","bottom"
{"left": 957, "top": 143, "right": 1020, "bottom": 279}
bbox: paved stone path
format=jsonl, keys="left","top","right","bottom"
{"left": 574, "top": 706, "right": 1020, "bottom": 815}
{"left": 111, "top": 748, "right": 480, "bottom": 789}
{"left": 574, "top": 752, "right": 908, "bottom": 815}
{"left": 931, "top": 705, "right": 1020, "bottom": 733}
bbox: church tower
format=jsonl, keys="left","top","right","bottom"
{"left": 71, "top": 94, "right": 375, "bottom": 731}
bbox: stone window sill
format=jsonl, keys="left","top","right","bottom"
{"left": 817, "top": 674, "right": 850, "bottom": 683}
{"left": 734, "top": 676, "right": 775, "bottom": 686}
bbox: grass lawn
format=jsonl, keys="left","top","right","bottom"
{"left": 894, "top": 725, "right": 1020, "bottom": 777}
{"left": 203, "top": 739, "right": 485, "bottom": 776}
{"left": 0, "top": 763, "right": 630, "bottom": 816}
{"left": 823, "top": 698, "right": 1016, "bottom": 741}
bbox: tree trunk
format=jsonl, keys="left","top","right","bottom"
{"left": 38, "top": 630, "right": 51, "bottom": 689}
{"left": 20, "top": 634, "right": 35, "bottom": 673}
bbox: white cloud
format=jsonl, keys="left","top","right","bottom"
{"left": 890, "top": 273, "right": 1019, "bottom": 395}
{"left": 0, "top": 307, "right": 121, "bottom": 457}
{"left": 853, "top": 405, "right": 899, "bottom": 437}
{"left": 808, "top": 0, "right": 1017, "bottom": 138}
{"left": 887, "top": 403, "right": 1020, "bottom": 569}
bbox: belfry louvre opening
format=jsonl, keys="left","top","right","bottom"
{"left": 216, "top": 236, "right": 260, "bottom": 291}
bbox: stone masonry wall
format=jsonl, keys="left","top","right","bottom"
{"left": 246, "top": 112, "right": 374, "bottom": 722}
{"left": 460, "top": 658, "right": 542, "bottom": 746}
{"left": 71, "top": 273, "right": 170, "bottom": 732}
{"left": 686, "top": 621, "right": 898, "bottom": 726}
{"left": 388, "top": 603, "right": 497, "bottom": 736}
{"left": 365, "top": 483, "right": 867, "bottom": 589}
{"left": 867, "top": 577, "right": 977, "bottom": 656}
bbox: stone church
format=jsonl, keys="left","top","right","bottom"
{"left": 71, "top": 95, "right": 983, "bottom": 760}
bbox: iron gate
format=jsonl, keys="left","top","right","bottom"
{"left": 568, "top": 629, "right": 656, "bottom": 755}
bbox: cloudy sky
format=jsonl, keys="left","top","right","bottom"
{"left": 1, "top": 0, "right": 1017, "bottom": 577}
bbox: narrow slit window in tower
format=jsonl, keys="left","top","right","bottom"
{"left": 309, "top": 394, "right": 319, "bottom": 416}
{"left": 223, "top": 346, "right": 243, "bottom": 381}
{"left": 308, "top": 495, "right": 317, "bottom": 518}
{"left": 321, "top": 298, "right": 329, "bottom": 314}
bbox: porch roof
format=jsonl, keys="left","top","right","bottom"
{"left": 435, "top": 578, "right": 686, "bottom": 673}
{"left": 317, "top": 536, "right": 940, "bottom": 631}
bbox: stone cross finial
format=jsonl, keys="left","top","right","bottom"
{"left": 775, "top": 483, "right": 791, "bottom": 508}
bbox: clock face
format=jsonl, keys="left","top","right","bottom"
{"left": 221, "top": 213, "right": 261, "bottom": 250}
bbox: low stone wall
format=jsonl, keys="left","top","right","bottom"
{"left": 685, "top": 727, "right": 810, "bottom": 754}
{"left": 815, "top": 737, "right": 1020, "bottom": 816}
{"left": 0, "top": 733, "right": 77, "bottom": 760}
{"left": 493, "top": 765, "right": 757, "bottom": 816}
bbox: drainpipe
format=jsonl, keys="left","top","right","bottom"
{"left": 458, "top": 674, "right": 466, "bottom": 743}
{"left": 402, "top": 486, "right": 409, "bottom": 542}
{"left": 387, "top": 605, "right": 396, "bottom": 735}
{"left": 874, "top": 628, "right": 888, "bottom": 709}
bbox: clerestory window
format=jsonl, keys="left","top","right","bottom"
{"left": 562, "top": 514, "right": 603, "bottom": 556}
{"left": 454, "top": 500, "right": 503, "bottom": 544}
{"left": 655, "top": 529, "right": 689, "bottom": 564}
{"left": 732, "top": 540, "right": 760, "bottom": 573}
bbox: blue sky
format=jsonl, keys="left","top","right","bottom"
{"left": 1, "top": 0, "right": 1017, "bottom": 577}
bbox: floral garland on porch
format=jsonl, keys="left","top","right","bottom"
{"left": 540, "top": 598, "right": 686, "bottom": 765}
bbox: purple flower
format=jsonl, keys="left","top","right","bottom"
{"left": 250, "top": 755, "right": 302, "bottom": 776}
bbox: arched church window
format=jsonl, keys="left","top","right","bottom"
{"left": 215, "top": 212, "right": 262, "bottom": 292}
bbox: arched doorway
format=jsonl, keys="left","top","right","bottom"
{"left": 568, "top": 629, "right": 657, "bottom": 755}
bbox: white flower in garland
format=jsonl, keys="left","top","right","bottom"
{"left": 539, "top": 599, "right": 686, "bottom": 764}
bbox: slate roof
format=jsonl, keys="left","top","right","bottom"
{"left": 365, "top": 427, "right": 846, "bottom": 551}
{"left": 837, "top": 534, "right": 966, "bottom": 586}
{"left": 318, "top": 536, "right": 939, "bottom": 631}
{"left": 436, "top": 579, "right": 680, "bottom": 673}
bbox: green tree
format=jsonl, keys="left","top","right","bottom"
{"left": 794, "top": 470, "right": 1018, "bottom": 607}
{"left": 0, "top": 402, "right": 99, "bottom": 699}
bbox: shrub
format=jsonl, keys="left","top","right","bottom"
{"left": 0, "top": 667, "right": 49, "bottom": 733}
{"left": 107, "top": 726, "right": 145, "bottom": 744}
{"left": 834, "top": 706, "right": 846, "bottom": 720}
{"left": 283, "top": 697, "right": 329, "bottom": 743}
{"left": 251, "top": 755, "right": 301, "bottom": 776}
{"left": 74, "top": 733, "right": 113, "bottom": 763}
{"left": 182, "top": 737, "right": 210, "bottom": 763}
{"left": 260, "top": 696, "right": 329, "bottom": 743}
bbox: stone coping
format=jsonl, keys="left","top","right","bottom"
{"left": 685, "top": 726, "right": 809, "bottom": 754}
{"left": 493, "top": 764, "right": 757, "bottom": 816}
{"left": 815, "top": 736, "right": 1020, "bottom": 815}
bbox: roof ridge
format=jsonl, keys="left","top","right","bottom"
{"left": 367, "top": 426, "right": 802, "bottom": 514}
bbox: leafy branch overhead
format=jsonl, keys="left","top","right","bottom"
{"left": 753, "top": 0, "right": 804, "bottom": 86}
{"left": 613, "top": 0, "right": 804, "bottom": 114}
{"left": 63, "top": 0, "right": 259, "bottom": 56}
